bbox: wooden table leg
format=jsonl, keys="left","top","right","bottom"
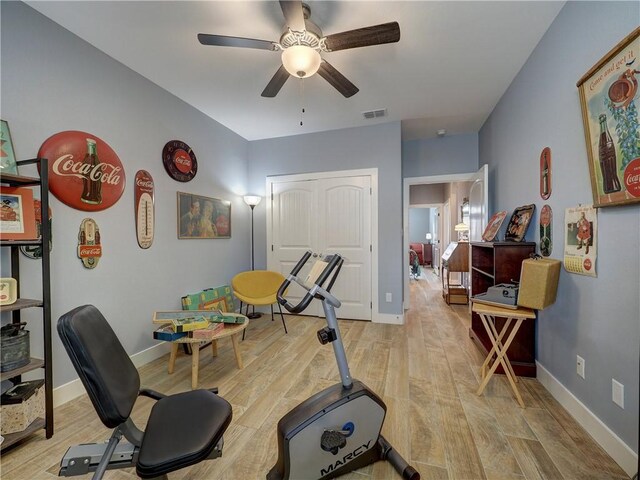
{"left": 211, "top": 339, "right": 218, "bottom": 357}
{"left": 484, "top": 316, "right": 518, "bottom": 382}
{"left": 231, "top": 333, "right": 243, "bottom": 369}
{"left": 480, "top": 317, "right": 513, "bottom": 378}
{"left": 191, "top": 343, "right": 200, "bottom": 389}
{"left": 168, "top": 343, "right": 179, "bottom": 374}
{"left": 477, "top": 315, "right": 525, "bottom": 407}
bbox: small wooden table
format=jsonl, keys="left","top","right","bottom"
{"left": 471, "top": 301, "right": 536, "bottom": 407}
{"left": 167, "top": 314, "right": 249, "bottom": 389}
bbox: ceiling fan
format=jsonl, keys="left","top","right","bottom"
{"left": 197, "top": 0, "right": 400, "bottom": 98}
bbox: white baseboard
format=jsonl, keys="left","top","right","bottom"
{"left": 536, "top": 361, "right": 638, "bottom": 477}
{"left": 373, "top": 312, "right": 404, "bottom": 324}
{"left": 53, "top": 342, "right": 171, "bottom": 408}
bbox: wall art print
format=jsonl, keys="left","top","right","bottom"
{"left": 0, "top": 120, "right": 18, "bottom": 175}
{"left": 577, "top": 27, "right": 640, "bottom": 207}
{"left": 0, "top": 187, "right": 37, "bottom": 240}
{"left": 177, "top": 192, "right": 231, "bottom": 239}
{"left": 38, "top": 131, "right": 125, "bottom": 211}
{"left": 564, "top": 205, "right": 597, "bottom": 277}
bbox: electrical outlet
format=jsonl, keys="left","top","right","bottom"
{"left": 385, "top": 292, "right": 392, "bottom": 303}
{"left": 576, "top": 355, "right": 585, "bottom": 379}
{"left": 612, "top": 379, "right": 624, "bottom": 408}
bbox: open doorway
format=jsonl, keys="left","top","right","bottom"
{"left": 408, "top": 204, "right": 440, "bottom": 279}
{"left": 403, "top": 166, "right": 488, "bottom": 310}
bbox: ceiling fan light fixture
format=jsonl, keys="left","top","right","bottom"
{"left": 281, "top": 45, "right": 321, "bottom": 78}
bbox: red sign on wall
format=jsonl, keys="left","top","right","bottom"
{"left": 38, "top": 131, "right": 126, "bottom": 211}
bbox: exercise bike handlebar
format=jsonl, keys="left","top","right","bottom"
{"left": 277, "top": 251, "right": 343, "bottom": 314}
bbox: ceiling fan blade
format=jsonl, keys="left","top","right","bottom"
{"left": 324, "top": 22, "right": 400, "bottom": 52}
{"left": 197, "top": 33, "right": 276, "bottom": 51}
{"left": 317, "top": 61, "right": 359, "bottom": 98}
{"left": 261, "top": 65, "right": 290, "bottom": 97}
{"left": 279, "top": 0, "right": 306, "bottom": 32}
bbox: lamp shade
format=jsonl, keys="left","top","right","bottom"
{"left": 281, "top": 45, "right": 321, "bottom": 78}
{"left": 425, "top": 233, "right": 432, "bottom": 241}
{"left": 243, "top": 195, "right": 261, "bottom": 207}
{"left": 454, "top": 222, "right": 469, "bottom": 232}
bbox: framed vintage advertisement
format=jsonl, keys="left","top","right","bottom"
{"left": 564, "top": 205, "right": 597, "bottom": 277}
{"left": 177, "top": 192, "right": 231, "bottom": 239}
{"left": 577, "top": 27, "right": 640, "bottom": 207}
{"left": 0, "top": 119, "right": 18, "bottom": 175}
{"left": 0, "top": 187, "right": 37, "bottom": 240}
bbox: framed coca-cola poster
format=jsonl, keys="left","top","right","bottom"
{"left": 177, "top": 192, "right": 230, "bottom": 239}
{"left": 38, "top": 131, "right": 126, "bottom": 211}
{"left": 577, "top": 27, "right": 640, "bottom": 207}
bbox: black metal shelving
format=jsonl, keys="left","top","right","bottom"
{"left": 1, "top": 158, "right": 53, "bottom": 451}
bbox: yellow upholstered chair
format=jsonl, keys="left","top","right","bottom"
{"left": 231, "top": 270, "right": 288, "bottom": 339}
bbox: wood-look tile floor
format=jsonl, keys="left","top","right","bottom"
{"left": 0, "top": 271, "right": 630, "bottom": 479}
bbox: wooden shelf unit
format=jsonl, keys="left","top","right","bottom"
{"left": 1, "top": 158, "right": 53, "bottom": 451}
{"left": 469, "top": 241, "right": 536, "bottom": 377}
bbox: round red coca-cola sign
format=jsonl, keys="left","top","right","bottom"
{"left": 38, "top": 131, "right": 126, "bottom": 211}
{"left": 623, "top": 157, "right": 640, "bottom": 198}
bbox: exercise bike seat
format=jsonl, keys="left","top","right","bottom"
{"left": 58, "top": 305, "right": 233, "bottom": 478}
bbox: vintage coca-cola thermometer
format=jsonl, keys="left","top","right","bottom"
{"left": 539, "top": 204, "right": 553, "bottom": 257}
{"left": 134, "top": 170, "right": 154, "bottom": 249}
{"left": 77, "top": 218, "right": 102, "bottom": 269}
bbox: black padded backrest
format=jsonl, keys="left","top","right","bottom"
{"left": 57, "top": 305, "right": 140, "bottom": 428}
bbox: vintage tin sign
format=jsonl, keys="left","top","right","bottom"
{"left": 20, "top": 200, "right": 52, "bottom": 259}
{"left": 134, "top": 170, "right": 154, "bottom": 249}
{"left": 77, "top": 218, "right": 102, "bottom": 269}
{"left": 539, "top": 204, "right": 553, "bottom": 257}
{"left": 540, "top": 147, "right": 552, "bottom": 200}
{"left": 38, "top": 131, "right": 125, "bottom": 211}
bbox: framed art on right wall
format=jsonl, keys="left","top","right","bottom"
{"left": 577, "top": 27, "right": 640, "bottom": 207}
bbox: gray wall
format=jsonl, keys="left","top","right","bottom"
{"left": 247, "top": 122, "right": 403, "bottom": 315}
{"left": 409, "top": 184, "right": 445, "bottom": 205}
{"left": 479, "top": 1, "right": 639, "bottom": 450}
{"left": 1, "top": 2, "right": 250, "bottom": 386}
{"left": 402, "top": 133, "right": 479, "bottom": 178}
{"left": 408, "top": 208, "right": 432, "bottom": 244}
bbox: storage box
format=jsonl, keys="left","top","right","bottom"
{"left": 181, "top": 285, "right": 235, "bottom": 313}
{"left": 153, "top": 325, "right": 188, "bottom": 342}
{"left": 0, "top": 380, "right": 44, "bottom": 434}
{"left": 189, "top": 322, "right": 225, "bottom": 340}
{"left": 518, "top": 258, "right": 561, "bottom": 310}
{"left": 1, "top": 326, "right": 30, "bottom": 372}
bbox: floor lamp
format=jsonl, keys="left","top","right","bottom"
{"left": 243, "top": 195, "right": 262, "bottom": 319}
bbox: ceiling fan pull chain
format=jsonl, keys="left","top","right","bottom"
{"left": 300, "top": 78, "right": 306, "bottom": 126}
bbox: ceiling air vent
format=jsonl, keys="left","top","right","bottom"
{"left": 362, "top": 108, "right": 387, "bottom": 120}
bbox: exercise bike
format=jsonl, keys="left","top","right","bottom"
{"left": 268, "top": 251, "right": 419, "bottom": 480}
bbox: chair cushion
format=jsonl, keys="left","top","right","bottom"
{"left": 136, "top": 390, "right": 232, "bottom": 478}
{"left": 233, "top": 291, "right": 277, "bottom": 306}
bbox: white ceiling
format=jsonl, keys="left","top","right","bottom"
{"left": 27, "top": 1, "right": 564, "bottom": 141}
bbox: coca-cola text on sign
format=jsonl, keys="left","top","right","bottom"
{"left": 39, "top": 131, "right": 126, "bottom": 211}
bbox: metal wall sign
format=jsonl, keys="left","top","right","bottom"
{"left": 38, "top": 131, "right": 125, "bottom": 211}
{"left": 134, "top": 170, "right": 154, "bottom": 249}
{"left": 77, "top": 218, "right": 102, "bottom": 269}
{"left": 539, "top": 204, "right": 553, "bottom": 257}
{"left": 540, "top": 147, "right": 552, "bottom": 200}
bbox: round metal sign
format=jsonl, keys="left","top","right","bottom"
{"left": 162, "top": 140, "right": 197, "bottom": 182}
{"left": 38, "top": 131, "right": 125, "bottom": 211}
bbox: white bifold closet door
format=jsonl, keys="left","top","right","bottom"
{"left": 270, "top": 175, "right": 372, "bottom": 320}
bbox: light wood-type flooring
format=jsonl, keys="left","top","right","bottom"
{"left": 0, "top": 270, "right": 630, "bottom": 479}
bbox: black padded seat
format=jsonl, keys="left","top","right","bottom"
{"left": 57, "top": 305, "right": 233, "bottom": 479}
{"left": 137, "top": 389, "right": 232, "bottom": 478}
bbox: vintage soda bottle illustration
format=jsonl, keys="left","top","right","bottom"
{"left": 598, "top": 114, "right": 621, "bottom": 193}
{"left": 81, "top": 138, "right": 102, "bottom": 204}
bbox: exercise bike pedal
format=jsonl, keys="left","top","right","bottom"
{"left": 320, "top": 430, "right": 347, "bottom": 455}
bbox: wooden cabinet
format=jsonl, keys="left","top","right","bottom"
{"left": 470, "top": 241, "right": 536, "bottom": 377}
{"left": 441, "top": 242, "right": 469, "bottom": 304}
{"left": 423, "top": 244, "right": 433, "bottom": 266}
{"left": 1, "top": 158, "right": 53, "bottom": 450}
